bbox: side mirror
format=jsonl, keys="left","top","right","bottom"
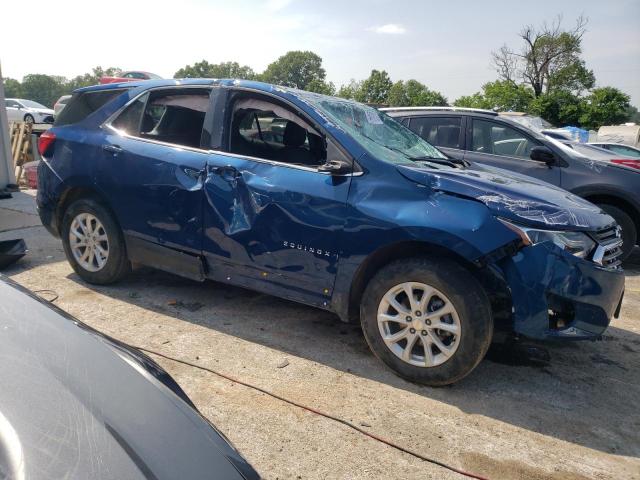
{"left": 530, "top": 146, "right": 556, "bottom": 166}
{"left": 317, "top": 160, "right": 351, "bottom": 175}
{"left": 15, "top": 105, "right": 22, "bottom": 110}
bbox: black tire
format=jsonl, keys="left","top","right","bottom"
{"left": 61, "top": 198, "right": 130, "bottom": 284}
{"left": 599, "top": 204, "right": 636, "bottom": 261}
{"left": 24, "top": 114, "right": 34, "bottom": 123}
{"left": 360, "top": 257, "right": 493, "bottom": 386}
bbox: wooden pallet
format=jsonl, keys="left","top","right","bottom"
{"left": 8, "top": 121, "right": 34, "bottom": 184}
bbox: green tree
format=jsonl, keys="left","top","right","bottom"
{"left": 529, "top": 90, "right": 583, "bottom": 126}
{"left": 387, "top": 79, "right": 447, "bottom": 107}
{"left": 626, "top": 105, "right": 640, "bottom": 124}
{"left": 3, "top": 78, "right": 23, "bottom": 98}
{"left": 174, "top": 60, "right": 255, "bottom": 80}
{"left": 260, "top": 51, "right": 326, "bottom": 90}
{"left": 306, "top": 78, "right": 335, "bottom": 95}
{"left": 336, "top": 80, "right": 362, "bottom": 100}
{"left": 20, "top": 74, "right": 67, "bottom": 107}
{"left": 579, "top": 87, "right": 630, "bottom": 130}
{"left": 454, "top": 80, "right": 533, "bottom": 111}
{"left": 492, "top": 15, "right": 593, "bottom": 96}
{"left": 67, "top": 66, "right": 122, "bottom": 90}
{"left": 356, "top": 69, "right": 393, "bottom": 104}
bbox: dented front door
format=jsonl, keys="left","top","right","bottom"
{"left": 202, "top": 154, "right": 350, "bottom": 306}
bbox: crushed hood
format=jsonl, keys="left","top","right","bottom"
{"left": 397, "top": 164, "right": 614, "bottom": 231}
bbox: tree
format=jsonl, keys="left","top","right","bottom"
{"left": 579, "top": 87, "right": 630, "bottom": 130}
{"left": 387, "top": 79, "right": 448, "bottom": 107}
{"left": 67, "top": 66, "right": 122, "bottom": 90}
{"left": 626, "top": 105, "right": 640, "bottom": 124}
{"left": 20, "top": 74, "right": 67, "bottom": 107}
{"left": 356, "top": 69, "right": 393, "bottom": 104}
{"left": 306, "top": 78, "right": 335, "bottom": 95}
{"left": 260, "top": 51, "right": 326, "bottom": 90}
{"left": 174, "top": 60, "right": 255, "bottom": 80}
{"left": 492, "top": 15, "right": 593, "bottom": 96}
{"left": 529, "top": 90, "right": 583, "bottom": 126}
{"left": 3, "top": 78, "right": 23, "bottom": 98}
{"left": 336, "top": 80, "right": 362, "bottom": 100}
{"left": 454, "top": 80, "right": 533, "bottom": 111}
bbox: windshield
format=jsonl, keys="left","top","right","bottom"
{"left": 304, "top": 96, "right": 447, "bottom": 164}
{"left": 20, "top": 100, "right": 48, "bottom": 109}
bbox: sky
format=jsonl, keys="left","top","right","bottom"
{"left": 1, "top": 0, "right": 639, "bottom": 106}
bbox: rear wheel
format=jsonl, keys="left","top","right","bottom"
{"left": 598, "top": 204, "right": 636, "bottom": 261}
{"left": 61, "top": 198, "right": 130, "bottom": 284}
{"left": 360, "top": 257, "right": 493, "bottom": 386}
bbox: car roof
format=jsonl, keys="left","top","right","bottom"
{"left": 75, "top": 78, "right": 308, "bottom": 96}
{"left": 381, "top": 106, "right": 499, "bottom": 117}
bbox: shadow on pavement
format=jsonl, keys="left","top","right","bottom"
{"left": 70, "top": 251, "right": 640, "bottom": 459}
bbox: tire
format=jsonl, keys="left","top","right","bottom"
{"left": 61, "top": 198, "right": 130, "bottom": 284}
{"left": 360, "top": 257, "right": 493, "bottom": 386}
{"left": 24, "top": 114, "right": 34, "bottom": 124}
{"left": 599, "top": 204, "right": 636, "bottom": 261}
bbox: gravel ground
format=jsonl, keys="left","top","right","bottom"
{"left": 2, "top": 191, "right": 639, "bottom": 480}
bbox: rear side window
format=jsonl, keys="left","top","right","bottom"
{"left": 472, "top": 119, "right": 540, "bottom": 158}
{"left": 408, "top": 116, "right": 462, "bottom": 149}
{"left": 111, "top": 88, "right": 212, "bottom": 149}
{"left": 55, "top": 88, "right": 128, "bottom": 126}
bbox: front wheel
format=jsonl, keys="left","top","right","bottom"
{"left": 360, "top": 257, "right": 493, "bottom": 386}
{"left": 61, "top": 198, "right": 130, "bottom": 284}
{"left": 24, "top": 114, "right": 34, "bottom": 124}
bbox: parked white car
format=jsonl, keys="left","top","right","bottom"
{"left": 5, "top": 98, "right": 55, "bottom": 123}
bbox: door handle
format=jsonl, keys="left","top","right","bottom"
{"left": 102, "top": 144, "right": 123, "bottom": 155}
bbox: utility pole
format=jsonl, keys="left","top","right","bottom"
{"left": 0, "top": 61, "right": 17, "bottom": 194}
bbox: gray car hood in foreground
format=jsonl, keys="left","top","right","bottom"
{"left": 0, "top": 277, "right": 258, "bottom": 480}
{"left": 397, "top": 163, "right": 615, "bottom": 231}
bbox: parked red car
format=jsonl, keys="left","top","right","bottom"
{"left": 99, "top": 71, "right": 162, "bottom": 84}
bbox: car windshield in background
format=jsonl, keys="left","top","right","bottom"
{"left": 306, "top": 96, "right": 447, "bottom": 165}
{"left": 20, "top": 100, "right": 48, "bottom": 109}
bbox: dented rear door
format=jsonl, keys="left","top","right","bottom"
{"left": 202, "top": 155, "right": 350, "bottom": 307}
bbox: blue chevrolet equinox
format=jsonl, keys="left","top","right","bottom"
{"left": 37, "top": 79, "right": 626, "bottom": 385}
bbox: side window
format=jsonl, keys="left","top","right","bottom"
{"left": 228, "top": 96, "right": 326, "bottom": 167}
{"left": 55, "top": 88, "right": 129, "bottom": 127}
{"left": 112, "top": 88, "right": 211, "bottom": 149}
{"left": 408, "top": 116, "right": 462, "bottom": 149}
{"left": 472, "top": 119, "right": 539, "bottom": 158}
{"left": 6, "top": 100, "right": 19, "bottom": 108}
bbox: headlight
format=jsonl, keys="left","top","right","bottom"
{"left": 498, "top": 219, "right": 596, "bottom": 258}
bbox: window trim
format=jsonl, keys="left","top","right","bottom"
{"left": 103, "top": 85, "right": 361, "bottom": 176}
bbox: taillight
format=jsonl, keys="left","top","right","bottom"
{"left": 611, "top": 159, "right": 640, "bottom": 170}
{"left": 38, "top": 131, "right": 56, "bottom": 157}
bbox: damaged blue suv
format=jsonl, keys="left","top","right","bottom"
{"left": 37, "top": 79, "right": 625, "bottom": 385}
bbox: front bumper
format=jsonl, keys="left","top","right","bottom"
{"left": 498, "top": 242, "right": 625, "bottom": 340}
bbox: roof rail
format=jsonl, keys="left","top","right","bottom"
{"left": 379, "top": 106, "right": 498, "bottom": 115}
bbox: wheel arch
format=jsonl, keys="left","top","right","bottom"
{"left": 343, "top": 240, "right": 513, "bottom": 337}
{"left": 56, "top": 186, "right": 115, "bottom": 232}
{"left": 578, "top": 190, "right": 640, "bottom": 240}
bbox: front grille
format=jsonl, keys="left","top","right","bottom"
{"left": 43, "top": 115, "right": 54, "bottom": 123}
{"left": 590, "top": 225, "right": 623, "bottom": 269}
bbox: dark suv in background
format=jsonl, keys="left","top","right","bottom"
{"left": 383, "top": 107, "right": 640, "bottom": 260}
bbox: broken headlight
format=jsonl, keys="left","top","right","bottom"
{"left": 499, "top": 219, "right": 596, "bottom": 258}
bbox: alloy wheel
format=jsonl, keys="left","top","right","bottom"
{"left": 69, "top": 213, "right": 109, "bottom": 272}
{"left": 377, "top": 282, "right": 461, "bottom": 367}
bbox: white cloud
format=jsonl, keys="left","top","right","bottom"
{"left": 370, "top": 24, "right": 406, "bottom": 35}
